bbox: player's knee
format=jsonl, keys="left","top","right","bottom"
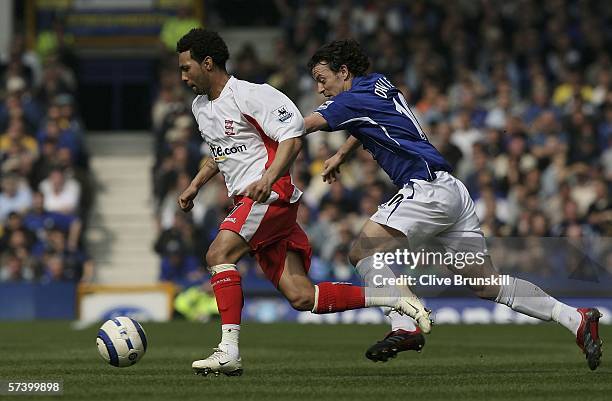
{"left": 470, "top": 284, "right": 487, "bottom": 298}
{"left": 286, "top": 286, "right": 315, "bottom": 311}
{"left": 470, "top": 284, "right": 499, "bottom": 300}
{"left": 205, "top": 246, "right": 230, "bottom": 267}
{"left": 348, "top": 247, "right": 363, "bottom": 267}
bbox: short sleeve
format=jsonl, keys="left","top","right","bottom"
{"left": 191, "top": 95, "right": 201, "bottom": 117}
{"left": 314, "top": 92, "right": 361, "bottom": 131}
{"left": 239, "top": 83, "right": 305, "bottom": 142}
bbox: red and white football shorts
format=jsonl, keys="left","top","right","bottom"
{"left": 219, "top": 193, "right": 312, "bottom": 287}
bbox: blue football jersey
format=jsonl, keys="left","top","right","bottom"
{"left": 315, "top": 73, "right": 452, "bottom": 186}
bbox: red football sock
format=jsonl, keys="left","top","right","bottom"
{"left": 313, "top": 282, "right": 365, "bottom": 314}
{"left": 210, "top": 270, "right": 243, "bottom": 325}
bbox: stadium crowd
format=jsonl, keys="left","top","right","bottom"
{"left": 150, "top": 0, "right": 611, "bottom": 286}
{"left": 0, "top": 32, "right": 94, "bottom": 283}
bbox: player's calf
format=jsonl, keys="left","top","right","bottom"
{"left": 277, "top": 259, "right": 316, "bottom": 311}
{"left": 283, "top": 286, "right": 315, "bottom": 311}
{"left": 450, "top": 256, "right": 501, "bottom": 300}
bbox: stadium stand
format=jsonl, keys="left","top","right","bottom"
{"left": 0, "top": 32, "right": 95, "bottom": 283}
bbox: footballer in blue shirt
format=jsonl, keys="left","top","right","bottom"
{"left": 302, "top": 39, "right": 602, "bottom": 370}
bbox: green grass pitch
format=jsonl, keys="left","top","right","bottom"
{"left": 0, "top": 321, "right": 610, "bottom": 401}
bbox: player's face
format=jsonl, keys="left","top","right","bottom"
{"left": 311, "top": 62, "right": 350, "bottom": 98}
{"left": 178, "top": 51, "right": 208, "bottom": 95}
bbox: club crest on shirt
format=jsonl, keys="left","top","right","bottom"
{"left": 224, "top": 119, "right": 236, "bottom": 136}
{"left": 273, "top": 105, "right": 293, "bottom": 123}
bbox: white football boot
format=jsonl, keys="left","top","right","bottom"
{"left": 192, "top": 346, "right": 243, "bottom": 377}
{"left": 394, "top": 295, "right": 432, "bottom": 334}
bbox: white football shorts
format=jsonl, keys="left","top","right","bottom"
{"left": 370, "top": 171, "right": 487, "bottom": 253}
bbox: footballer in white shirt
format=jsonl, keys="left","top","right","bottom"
{"left": 176, "top": 28, "right": 431, "bottom": 377}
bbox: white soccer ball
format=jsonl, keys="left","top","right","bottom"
{"left": 96, "top": 317, "right": 148, "bottom": 367}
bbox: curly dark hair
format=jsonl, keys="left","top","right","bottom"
{"left": 176, "top": 28, "right": 229, "bottom": 70}
{"left": 307, "top": 39, "right": 370, "bottom": 77}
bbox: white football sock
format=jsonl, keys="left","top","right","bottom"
{"left": 495, "top": 277, "right": 581, "bottom": 335}
{"left": 552, "top": 303, "right": 582, "bottom": 336}
{"left": 356, "top": 256, "right": 400, "bottom": 307}
{"left": 355, "top": 255, "right": 387, "bottom": 287}
{"left": 363, "top": 288, "right": 399, "bottom": 307}
{"left": 356, "top": 256, "right": 418, "bottom": 330}
{"left": 383, "top": 307, "right": 418, "bottom": 332}
{"left": 220, "top": 324, "right": 240, "bottom": 358}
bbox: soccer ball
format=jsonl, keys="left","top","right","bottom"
{"left": 96, "top": 317, "right": 148, "bottom": 367}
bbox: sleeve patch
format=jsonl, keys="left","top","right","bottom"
{"left": 273, "top": 104, "right": 294, "bottom": 123}
{"left": 316, "top": 100, "right": 334, "bottom": 111}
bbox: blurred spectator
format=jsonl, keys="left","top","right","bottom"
{"left": 35, "top": 17, "right": 76, "bottom": 69}
{"left": 431, "top": 122, "right": 462, "bottom": 171}
{"left": 0, "top": 251, "right": 34, "bottom": 282}
{"left": 586, "top": 179, "right": 612, "bottom": 236}
{"left": 39, "top": 252, "right": 67, "bottom": 283}
{"left": 0, "top": 173, "right": 32, "bottom": 223}
{"left": 598, "top": 104, "right": 612, "bottom": 149}
{"left": 0, "top": 117, "right": 37, "bottom": 157}
{"left": 0, "top": 212, "right": 34, "bottom": 252}
{"left": 23, "top": 191, "right": 82, "bottom": 252}
{"left": 320, "top": 181, "right": 358, "bottom": 214}
{"left": 0, "top": 78, "right": 43, "bottom": 132}
{"left": 160, "top": 5, "right": 201, "bottom": 51}
{"left": 233, "top": 43, "right": 270, "bottom": 84}
{"left": 451, "top": 111, "right": 484, "bottom": 176}
{"left": 553, "top": 69, "right": 593, "bottom": 108}
{"left": 35, "top": 57, "right": 77, "bottom": 107}
{"left": 152, "top": 74, "right": 186, "bottom": 133}
{"left": 174, "top": 282, "right": 219, "bottom": 322}
{"left": 0, "top": 34, "right": 42, "bottom": 88}
{"left": 38, "top": 166, "right": 81, "bottom": 215}
{"left": 158, "top": 238, "right": 203, "bottom": 287}
{"left": 155, "top": 211, "right": 197, "bottom": 257}
{"left": 36, "top": 116, "right": 83, "bottom": 166}
{"left": 37, "top": 228, "right": 93, "bottom": 282}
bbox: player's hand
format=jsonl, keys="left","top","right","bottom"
{"left": 178, "top": 184, "right": 199, "bottom": 212}
{"left": 321, "top": 153, "right": 344, "bottom": 183}
{"left": 245, "top": 176, "right": 272, "bottom": 203}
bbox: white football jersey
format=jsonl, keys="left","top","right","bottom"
{"left": 191, "top": 76, "right": 304, "bottom": 202}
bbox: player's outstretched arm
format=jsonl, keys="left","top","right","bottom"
{"left": 245, "top": 137, "right": 303, "bottom": 202}
{"left": 303, "top": 113, "right": 330, "bottom": 134}
{"left": 322, "top": 136, "right": 361, "bottom": 183}
{"left": 303, "top": 111, "right": 361, "bottom": 182}
{"left": 178, "top": 156, "right": 219, "bottom": 212}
